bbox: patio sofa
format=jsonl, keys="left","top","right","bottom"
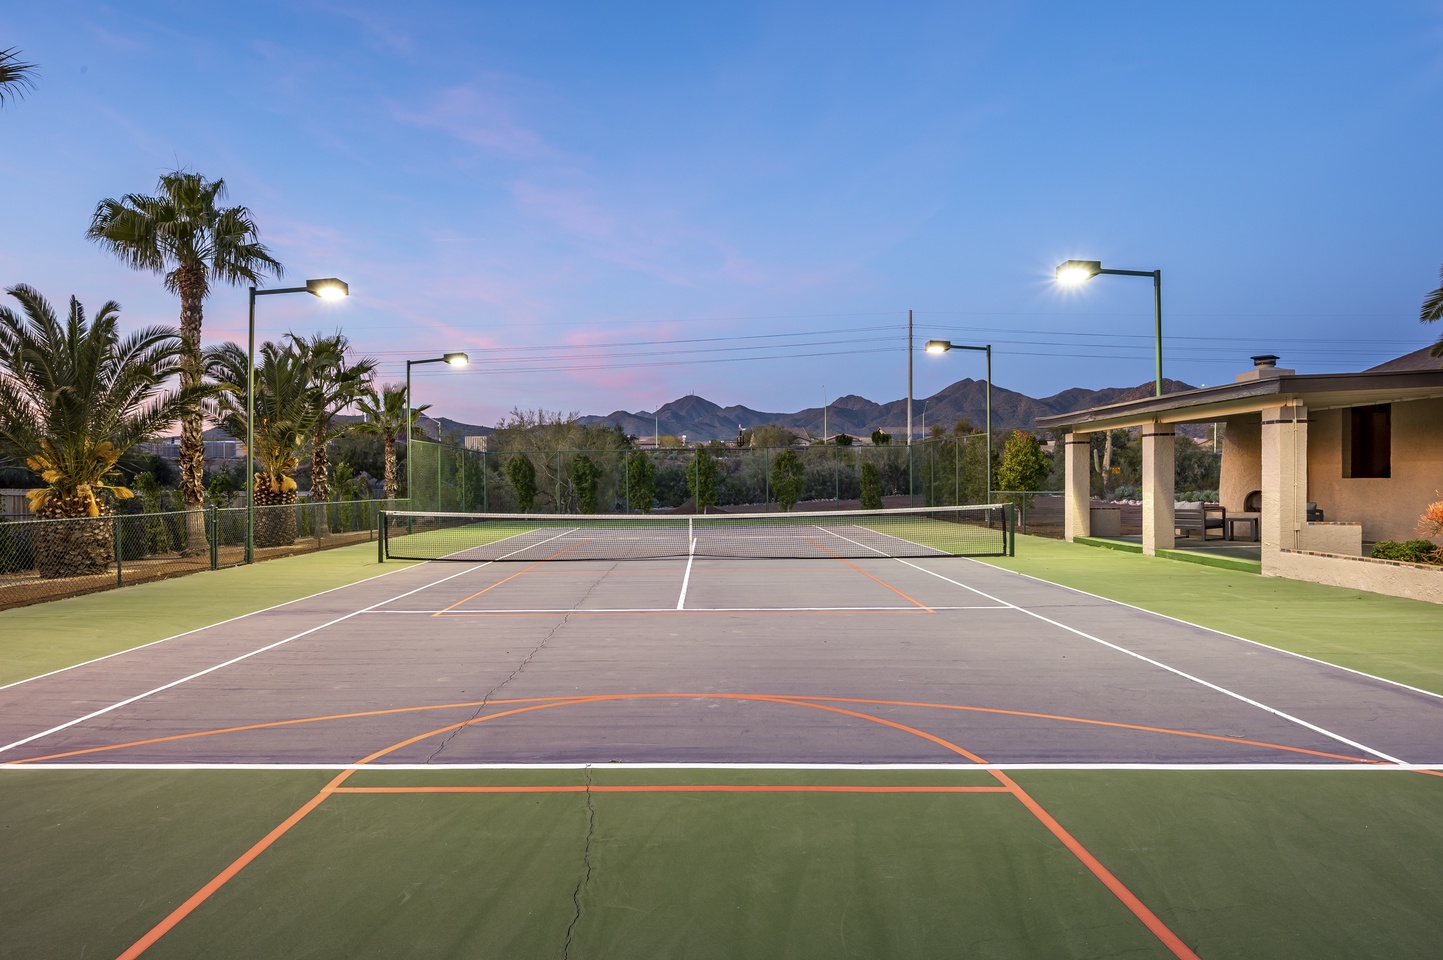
{"left": 1175, "top": 501, "right": 1226, "bottom": 541}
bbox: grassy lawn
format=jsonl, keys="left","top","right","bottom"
{"left": 0, "top": 542, "right": 415, "bottom": 687}
{"left": 2, "top": 767, "right": 1439, "bottom": 959}
{"left": 982, "top": 535, "right": 1443, "bottom": 696}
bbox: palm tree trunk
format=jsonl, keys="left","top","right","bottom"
{"left": 311, "top": 425, "right": 330, "bottom": 538}
{"left": 383, "top": 436, "right": 398, "bottom": 501}
{"left": 34, "top": 495, "right": 114, "bottom": 578}
{"left": 176, "top": 269, "right": 208, "bottom": 555}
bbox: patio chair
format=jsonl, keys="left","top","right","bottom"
{"left": 1175, "top": 501, "right": 1226, "bottom": 541}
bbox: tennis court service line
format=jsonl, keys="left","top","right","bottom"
{"left": 14, "top": 761, "right": 1440, "bottom": 772}
{"left": 888, "top": 557, "right": 1407, "bottom": 765}
{"left": 433, "top": 539, "right": 590, "bottom": 615}
{"left": 0, "top": 561, "right": 496, "bottom": 758}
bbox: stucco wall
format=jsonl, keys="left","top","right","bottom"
{"left": 1307, "top": 397, "right": 1443, "bottom": 543}
{"left": 1218, "top": 414, "right": 1261, "bottom": 513}
{"left": 1269, "top": 548, "right": 1443, "bottom": 604}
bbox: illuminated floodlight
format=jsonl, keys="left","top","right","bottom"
{"left": 1055, "top": 260, "right": 1102, "bottom": 284}
{"left": 305, "top": 277, "right": 350, "bottom": 299}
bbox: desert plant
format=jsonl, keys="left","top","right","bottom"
{"left": 1370, "top": 540, "right": 1441, "bottom": 564}
{"left": 506, "top": 453, "right": 538, "bottom": 512}
{"left": 572, "top": 454, "right": 601, "bottom": 514}
{"left": 859, "top": 460, "right": 883, "bottom": 510}
{"left": 626, "top": 450, "right": 656, "bottom": 513}
{"left": 771, "top": 449, "right": 806, "bottom": 511}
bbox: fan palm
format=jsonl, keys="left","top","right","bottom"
{"left": 0, "top": 47, "right": 38, "bottom": 106}
{"left": 1421, "top": 263, "right": 1443, "bottom": 360}
{"left": 206, "top": 340, "right": 320, "bottom": 547}
{"left": 289, "top": 332, "right": 376, "bottom": 524}
{"left": 86, "top": 171, "right": 283, "bottom": 540}
{"left": 354, "top": 384, "right": 429, "bottom": 501}
{"left": 0, "top": 285, "right": 205, "bottom": 577}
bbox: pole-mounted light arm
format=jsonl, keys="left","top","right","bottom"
{"left": 1055, "top": 259, "right": 1163, "bottom": 397}
{"left": 405, "top": 352, "right": 470, "bottom": 499}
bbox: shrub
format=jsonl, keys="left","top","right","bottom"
{"left": 1370, "top": 540, "right": 1441, "bottom": 564}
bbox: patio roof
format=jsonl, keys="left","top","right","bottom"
{"left": 1035, "top": 367, "right": 1443, "bottom": 433}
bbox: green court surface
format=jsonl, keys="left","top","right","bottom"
{"left": 2, "top": 768, "right": 1440, "bottom": 959}
{"left": 982, "top": 534, "right": 1443, "bottom": 697}
{"left": 3, "top": 532, "right": 1443, "bottom": 959}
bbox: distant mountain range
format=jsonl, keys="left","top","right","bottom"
{"left": 570, "top": 377, "right": 1198, "bottom": 442}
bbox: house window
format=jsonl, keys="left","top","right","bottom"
{"left": 1343, "top": 404, "right": 1390, "bottom": 478}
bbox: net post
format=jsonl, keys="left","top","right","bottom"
{"left": 688, "top": 516, "right": 694, "bottom": 553}
{"left": 377, "top": 511, "right": 386, "bottom": 563}
{"left": 209, "top": 503, "right": 219, "bottom": 570}
{"left": 1007, "top": 501, "right": 1016, "bottom": 557}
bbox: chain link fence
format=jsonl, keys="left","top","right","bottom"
{"left": 408, "top": 436, "right": 997, "bottom": 514}
{"left": 0, "top": 498, "right": 394, "bottom": 610}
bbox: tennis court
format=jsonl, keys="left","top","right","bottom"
{"left": 2, "top": 510, "right": 1441, "bottom": 958}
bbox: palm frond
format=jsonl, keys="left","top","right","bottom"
{"left": 0, "top": 47, "right": 38, "bottom": 106}
{"left": 1422, "top": 263, "right": 1443, "bottom": 324}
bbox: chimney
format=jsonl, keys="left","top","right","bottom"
{"left": 1236, "top": 353, "right": 1295, "bottom": 383}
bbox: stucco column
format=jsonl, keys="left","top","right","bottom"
{"left": 1063, "top": 432, "right": 1091, "bottom": 541}
{"left": 1260, "top": 403, "right": 1308, "bottom": 569}
{"left": 1141, "top": 422, "right": 1176, "bottom": 556}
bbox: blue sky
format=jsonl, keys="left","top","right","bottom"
{"left": 3, "top": 2, "right": 1442, "bottom": 427}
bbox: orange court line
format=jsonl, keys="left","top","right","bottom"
{"left": 12, "top": 691, "right": 1384, "bottom": 767}
{"left": 805, "top": 539, "right": 934, "bottom": 612}
{"left": 430, "top": 609, "right": 930, "bottom": 618}
{"left": 433, "top": 540, "right": 590, "bottom": 614}
{"left": 332, "top": 784, "right": 1012, "bottom": 794}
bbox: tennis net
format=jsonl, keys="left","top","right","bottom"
{"left": 379, "top": 504, "right": 1013, "bottom": 562}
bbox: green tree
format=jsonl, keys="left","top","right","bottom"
{"left": 688, "top": 447, "right": 720, "bottom": 512}
{"left": 748, "top": 423, "right": 796, "bottom": 448}
{"left": 87, "top": 171, "right": 283, "bottom": 534}
{"left": 506, "top": 453, "right": 538, "bottom": 512}
{"left": 205, "top": 340, "right": 320, "bottom": 546}
{"left": 0, "top": 285, "right": 204, "bottom": 576}
{"left": 290, "top": 332, "right": 375, "bottom": 512}
{"left": 354, "top": 384, "right": 428, "bottom": 501}
{"left": 572, "top": 454, "right": 601, "bottom": 513}
{"left": 771, "top": 448, "right": 806, "bottom": 512}
{"left": 859, "top": 460, "right": 883, "bottom": 509}
{"left": 626, "top": 450, "right": 656, "bottom": 513}
{"left": 871, "top": 429, "right": 891, "bottom": 445}
{"left": 834, "top": 433, "right": 854, "bottom": 446}
{"left": 0, "top": 47, "right": 38, "bottom": 107}
{"left": 996, "top": 430, "right": 1051, "bottom": 508}
{"left": 1421, "top": 263, "right": 1443, "bottom": 359}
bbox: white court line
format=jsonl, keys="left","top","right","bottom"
{"left": 5, "top": 762, "right": 1440, "bottom": 773}
{"left": 0, "top": 562, "right": 494, "bottom": 757}
{"left": 819, "top": 529, "right": 1407, "bottom": 765}
{"left": 677, "top": 550, "right": 695, "bottom": 610}
{"left": 0, "top": 555, "right": 423, "bottom": 695}
{"left": 967, "top": 556, "right": 1443, "bottom": 705}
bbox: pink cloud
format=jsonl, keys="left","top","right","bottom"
{"left": 394, "top": 85, "right": 553, "bottom": 159}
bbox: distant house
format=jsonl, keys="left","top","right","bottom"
{"left": 464, "top": 436, "right": 489, "bottom": 452}
{"left": 1036, "top": 348, "right": 1443, "bottom": 603}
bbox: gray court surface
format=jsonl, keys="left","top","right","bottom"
{"left": 2, "top": 554, "right": 1441, "bottom": 768}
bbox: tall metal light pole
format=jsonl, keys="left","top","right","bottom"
{"left": 246, "top": 278, "right": 348, "bottom": 563}
{"left": 925, "top": 340, "right": 992, "bottom": 499}
{"left": 405, "top": 353, "right": 470, "bottom": 503}
{"left": 1056, "top": 259, "right": 1164, "bottom": 396}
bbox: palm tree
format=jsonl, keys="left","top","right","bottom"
{"left": 206, "top": 340, "right": 320, "bottom": 548}
{"left": 86, "top": 171, "right": 283, "bottom": 549}
{"left": 0, "top": 47, "right": 37, "bottom": 107}
{"left": 1421, "top": 263, "right": 1443, "bottom": 360}
{"left": 354, "top": 384, "right": 429, "bottom": 501}
{"left": 0, "top": 285, "right": 205, "bottom": 577}
{"left": 289, "top": 332, "right": 376, "bottom": 530}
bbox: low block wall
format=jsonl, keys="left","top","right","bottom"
{"left": 1300, "top": 521, "right": 1363, "bottom": 557}
{"left": 1267, "top": 548, "right": 1443, "bottom": 604}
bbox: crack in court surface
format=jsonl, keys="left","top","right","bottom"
{"left": 425, "top": 564, "right": 614, "bottom": 763}
{"left": 564, "top": 763, "right": 596, "bottom": 960}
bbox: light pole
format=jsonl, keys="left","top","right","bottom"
{"left": 925, "top": 340, "right": 992, "bottom": 499}
{"left": 405, "top": 353, "right": 470, "bottom": 503}
{"left": 246, "top": 278, "right": 348, "bottom": 563}
{"left": 1056, "top": 259, "right": 1163, "bottom": 397}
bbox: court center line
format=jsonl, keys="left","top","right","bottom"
{"left": 677, "top": 551, "right": 694, "bottom": 610}
{"left": 887, "top": 556, "right": 1407, "bottom": 765}
{"left": 0, "top": 562, "right": 496, "bottom": 757}
{"left": 368, "top": 605, "right": 1004, "bottom": 614}
{"left": 331, "top": 785, "right": 1014, "bottom": 794}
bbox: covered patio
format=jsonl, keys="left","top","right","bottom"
{"left": 1036, "top": 353, "right": 1443, "bottom": 602}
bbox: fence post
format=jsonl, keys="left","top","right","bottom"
{"left": 114, "top": 513, "right": 123, "bottom": 588}
{"left": 764, "top": 448, "right": 771, "bottom": 511}
{"left": 482, "top": 451, "right": 488, "bottom": 511}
